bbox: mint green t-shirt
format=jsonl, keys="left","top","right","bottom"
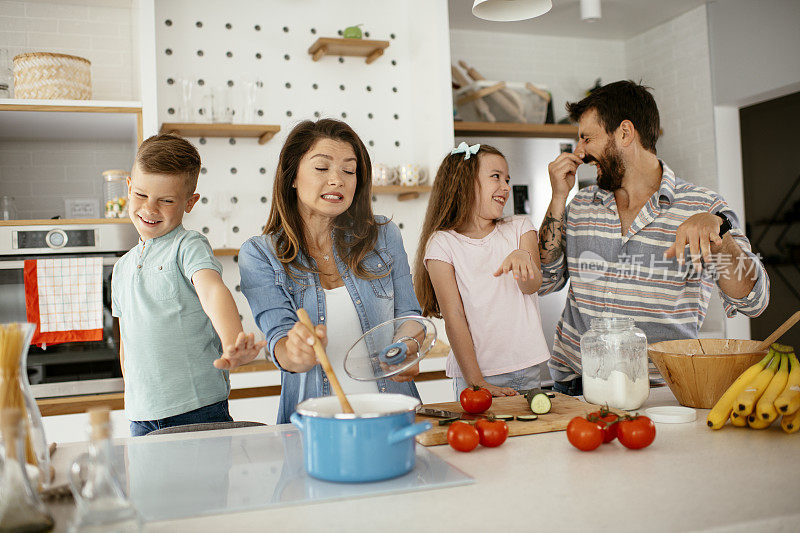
{"left": 111, "top": 225, "right": 230, "bottom": 421}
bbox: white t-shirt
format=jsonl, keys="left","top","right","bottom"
{"left": 323, "top": 285, "right": 379, "bottom": 394}
{"left": 424, "top": 216, "right": 551, "bottom": 378}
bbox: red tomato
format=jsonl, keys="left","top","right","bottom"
{"left": 447, "top": 421, "right": 479, "bottom": 452}
{"left": 476, "top": 418, "right": 508, "bottom": 447}
{"left": 459, "top": 386, "right": 492, "bottom": 414}
{"left": 566, "top": 416, "right": 603, "bottom": 451}
{"left": 588, "top": 408, "right": 619, "bottom": 444}
{"left": 617, "top": 416, "right": 656, "bottom": 449}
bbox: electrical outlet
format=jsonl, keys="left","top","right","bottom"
{"left": 65, "top": 198, "right": 100, "bottom": 219}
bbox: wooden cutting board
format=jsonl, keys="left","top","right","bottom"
{"left": 415, "top": 392, "right": 616, "bottom": 446}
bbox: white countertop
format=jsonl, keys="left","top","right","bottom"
{"left": 47, "top": 387, "right": 800, "bottom": 532}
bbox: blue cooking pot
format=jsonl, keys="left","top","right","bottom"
{"left": 290, "top": 393, "right": 432, "bottom": 483}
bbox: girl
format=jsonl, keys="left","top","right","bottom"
{"left": 415, "top": 142, "right": 551, "bottom": 398}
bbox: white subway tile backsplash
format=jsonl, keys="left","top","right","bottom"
{"left": 24, "top": 2, "right": 87, "bottom": 20}
{"left": 0, "top": 16, "right": 58, "bottom": 33}
{"left": 26, "top": 31, "right": 92, "bottom": 49}
{"left": 0, "top": 1, "right": 25, "bottom": 17}
{"left": 87, "top": 5, "right": 132, "bottom": 24}
{"left": 0, "top": 139, "right": 134, "bottom": 220}
{"left": 0, "top": 31, "right": 26, "bottom": 46}
{"left": 0, "top": 180, "right": 32, "bottom": 197}
{"left": 58, "top": 19, "right": 120, "bottom": 36}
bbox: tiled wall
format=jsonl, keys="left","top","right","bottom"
{"left": 0, "top": 139, "right": 134, "bottom": 220}
{"left": 449, "top": 30, "right": 627, "bottom": 124}
{"left": 626, "top": 5, "right": 717, "bottom": 190}
{"left": 0, "top": 0, "right": 136, "bottom": 100}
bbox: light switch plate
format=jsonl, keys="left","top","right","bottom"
{"left": 65, "top": 198, "right": 100, "bottom": 218}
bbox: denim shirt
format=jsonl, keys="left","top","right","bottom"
{"left": 238, "top": 217, "right": 422, "bottom": 424}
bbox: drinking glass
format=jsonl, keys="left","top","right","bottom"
{"left": 213, "top": 196, "right": 235, "bottom": 247}
{"left": 179, "top": 79, "right": 194, "bottom": 122}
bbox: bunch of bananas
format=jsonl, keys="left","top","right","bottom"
{"left": 707, "top": 343, "right": 800, "bottom": 432}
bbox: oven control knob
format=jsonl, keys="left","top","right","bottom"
{"left": 45, "top": 229, "right": 68, "bottom": 249}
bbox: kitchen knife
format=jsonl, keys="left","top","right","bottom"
{"left": 415, "top": 407, "right": 487, "bottom": 420}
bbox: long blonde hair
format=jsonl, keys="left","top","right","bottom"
{"left": 414, "top": 145, "right": 505, "bottom": 318}
{"left": 264, "top": 119, "right": 385, "bottom": 280}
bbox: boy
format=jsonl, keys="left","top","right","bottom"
{"left": 112, "top": 134, "right": 265, "bottom": 436}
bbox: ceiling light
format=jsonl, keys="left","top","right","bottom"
{"left": 472, "top": 0, "right": 553, "bottom": 22}
{"left": 580, "top": 0, "right": 602, "bottom": 22}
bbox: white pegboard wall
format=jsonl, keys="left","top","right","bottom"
{"left": 153, "top": 0, "right": 452, "bottom": 337}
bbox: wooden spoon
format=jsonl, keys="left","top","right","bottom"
{"left": 296, "top": 308, "right": 354, "bottom": 414}
{"left": 755, "top": 310, "right": 800, "bottom": 352}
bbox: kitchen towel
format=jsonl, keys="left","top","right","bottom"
{"left": 24, "top": 257, "right": 103, "bottom": 346}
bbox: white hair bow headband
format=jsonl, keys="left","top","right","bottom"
{"left": 451, "top": 141, "right": 481, "bottom": 160}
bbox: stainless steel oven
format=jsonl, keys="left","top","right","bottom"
{"left": 0, "top": 221, "right": 138, "bottom": 398}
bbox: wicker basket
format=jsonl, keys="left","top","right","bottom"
{"left": 13, "top": 52, "right": 91, "bottom": 100}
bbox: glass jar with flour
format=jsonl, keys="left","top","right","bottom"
{"left": 581, "top": 318, "right": 649, "bottom": 411}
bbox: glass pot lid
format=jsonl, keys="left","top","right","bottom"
{"left": 344, "top": 316, "right": 437, "bottom": 381}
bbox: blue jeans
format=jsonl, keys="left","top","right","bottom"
{"left": 553, "top": 378, "right": 583, "bottom": 396}
{"left": 452, "top": 365, "right": 542, "bottom": 400}
{"left": 130, "top": 399, "right": 233, "bottom": 436}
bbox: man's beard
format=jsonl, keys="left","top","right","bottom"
{"left": 583, "top": 139, "right": 626, "bottom": 191}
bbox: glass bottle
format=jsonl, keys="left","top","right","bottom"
{"left": 68, "top": 407, "right": 142, "bottom": 533}
{"left": 0, "top": 322, "right": 51, "bottom": 489}
{"left": 102, "top": 170, "right": 128, "bottom": 219}
{"left": 0, "top": 407, "right": 55, "bottom": 532}
{"left": 580, "top": 317, "right": 650, "bottom": 411}
{"left": 0, "top": 196, "right": 17, "bottom": 221}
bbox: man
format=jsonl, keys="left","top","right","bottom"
{"left": 538, "top": 80, "right": 769, "bottom": 395}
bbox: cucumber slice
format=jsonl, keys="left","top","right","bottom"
{"left": 523, "top": 388, "right": 556, "bottom": 401}
{"left": 516, "top": 415, "right": 539, "bottom": 421}
{"left": 494, "top": 414, "right": 514, "bottom": 421}
{"left": 529, "top": 393, "right": 552, "bottom": 414}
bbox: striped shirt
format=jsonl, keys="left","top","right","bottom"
{"left": 540, "top": 162, "right": 770, "bottom": 384}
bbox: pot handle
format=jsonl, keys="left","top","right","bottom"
{"left": 387, "top": 421, "right": 432, "bottom": 445}
{"left": 289, "top": 412, "right": 304, "bottom": 432}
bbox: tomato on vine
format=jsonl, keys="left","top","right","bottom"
{"left": 587, "top": 406, "right": 619, "bottom": 444}
{"left": 476, "top": 418, "right": 508, "bottom": 447}
{"left": 460, "top": 386, "right": 492, "bottom": 414}
{"left": 447, "top": 421, "right": 480, "bottom": 452}
{"left": 566, "top": 416, "right": 604, "bottom": 451}
{"left": 617, "top": 415, "right": 656, "bottom": 449}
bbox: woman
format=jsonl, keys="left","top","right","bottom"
{"left": 237, "top": 119, "right": 422, "bottom": 424}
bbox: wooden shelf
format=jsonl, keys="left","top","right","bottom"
{"left": 455, "top": 121, "right": 578, "bottom": 139}
{"left": 0, "top": 218, "right": 132, "bottom": 226}
{"left": 308, "top": 37, "right": 390, "bottom": 64}
{"left": 159, "top": 123, "right": 281, "bottom": 144}
{"left": 213, "top": 248, "right": 239, "bottom": 256}
{"left": 0, "top": 99, "right": 143, "bottom": 144}
{"left": 373, "top": 185, "right": 431, "bottom": 201}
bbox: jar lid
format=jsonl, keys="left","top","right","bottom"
{"left": 644, "top": 406, "right": 696, "bottom": 424}
{"left": 102, "top": 169, "right": 128, "bottom": 179}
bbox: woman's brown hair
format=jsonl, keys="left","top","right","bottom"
{"left": 414, "top": 145, "right": 505, "bottom": 318}
{"left": 264, "top": 119, "right": 383, "bottom": 280}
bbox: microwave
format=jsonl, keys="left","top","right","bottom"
{"left": 0, "top": 221, "right": 138, "bottom": 398}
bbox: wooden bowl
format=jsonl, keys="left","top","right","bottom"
{"left": 648, "top": 339, "right": 768, "bottom": 409}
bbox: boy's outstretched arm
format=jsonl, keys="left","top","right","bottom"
{"left": 192, "top": 269, "right": 267, "bottom": 370}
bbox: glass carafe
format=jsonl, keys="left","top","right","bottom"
{"left": 580, "top": 317, "right": 649, "bottom": 411}
{"left": 68, "top": 407, "right": 142, "bottom": 533}
{"left": 0, "top": 322, "right": 51, "bottom": 488}
{"left": 0, "top": 407, "right": 54, "bottom": 532}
